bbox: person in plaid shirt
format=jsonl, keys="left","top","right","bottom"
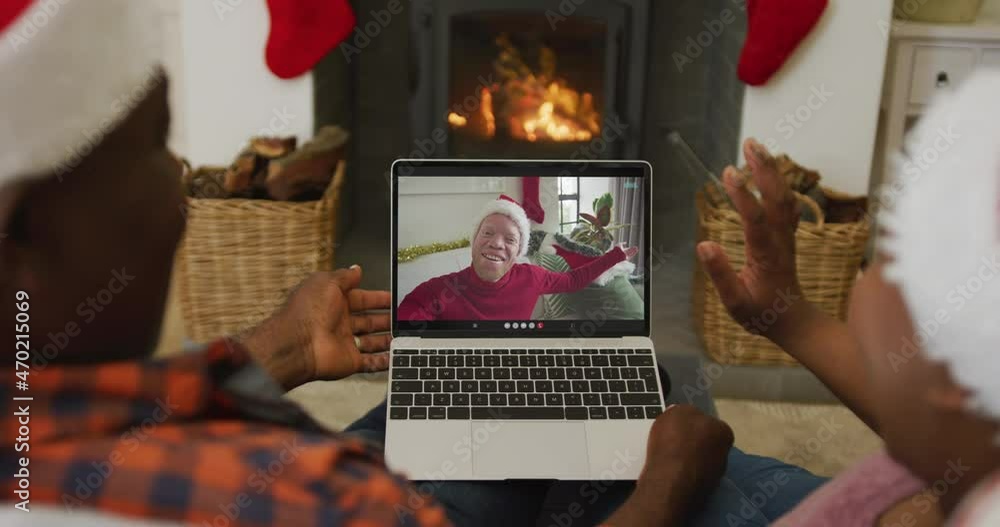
{"left": 0, "top": 2, "right": 754, "bottom": 526}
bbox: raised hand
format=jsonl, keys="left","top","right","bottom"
{"left": 241, "top": 266, "right": 392, "bottom": 389}
{"left": 696, "top": 138, "right": 806, "bottom": 338}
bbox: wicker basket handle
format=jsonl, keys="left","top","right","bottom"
{"left": 317, "top": 160, "right": 347, "bottom": 212}
{"left": 794, "top": 192, "right": 825, "bottom": 229}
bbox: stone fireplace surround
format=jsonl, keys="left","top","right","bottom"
{"left": 315, "top": 0, "right": 837, "bottom": 403}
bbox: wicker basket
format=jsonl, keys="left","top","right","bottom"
{"left": 692, "top": 185, "right": 870, "bottom": 366}
{"left": 177, "top": 161, "right": 346, "bottom": 343}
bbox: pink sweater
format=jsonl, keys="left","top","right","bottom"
{"left": 397, "top": 247, "right": 626, "bottom": 321}
{"left": 773, "top": 451, "right": 927, "bottom": 526}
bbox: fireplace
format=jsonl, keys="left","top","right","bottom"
{"left": 410, "top": 0, "right": 650, "bottom": 159}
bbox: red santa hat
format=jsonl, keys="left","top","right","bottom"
{"left": 471, "top": 194, "right": 531, "bottom": 257}
{"left": 0, "top": 0, "right": 163, "bottom": 186}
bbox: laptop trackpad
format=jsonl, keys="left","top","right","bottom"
{"left": 472, "top": 421, "right": 589, "bottom": 479}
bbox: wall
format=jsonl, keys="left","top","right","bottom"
{"left": 579, "top": 178, "right": 612, "bottom": 216}
{"left": 739, "top": 0, "right": 894, "bottom": 195}
{"left": 165, "top": 0, "right": 315, "bottom": 166}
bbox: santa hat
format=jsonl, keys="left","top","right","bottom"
{"left": 0, "top": 0, "right": 163, "bottom": 187}
{"left": 950, "top": 469, "right": 1000, "bottom": 526}
{"left": 878, "top": 69, "right": 1000, "bottom": 422}
{"left": 471, "top": 195, "right": 531, "bottom": 258}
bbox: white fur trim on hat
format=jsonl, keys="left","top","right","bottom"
{"left": 0, "top": 0, "right": 164, "bottom": 184}
{"left": 538, "top": 232, "right": 557, "bottom": 255}
{"left": 471, "top": 197, "right": 531, "bottom": 257}
{"left": 878, "top": 69, "right": 1000, "bottom": 422}
{"left": 593, "top": 260, "right": 635, "bottom": 287}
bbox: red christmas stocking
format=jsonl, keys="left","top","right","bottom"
{"left": 265, "top": 0, "right": 356, "bottom": 79}
{"left": 522, "top": 176, "right": 544, "bottom": 223}
{"left": 554, "top": 245, "right": 598, "bottom": 269}
{"left": 737, "top": 0, "right": 828, "bottom": 86}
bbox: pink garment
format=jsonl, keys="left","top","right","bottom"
{"left": 773, "top": 450, "right": 927, "bottom": 527}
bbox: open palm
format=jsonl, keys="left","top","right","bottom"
{"left": 696, "top": 139, "right": 805, "bottom": 336}
{"left": 291, "top": 268, "right": 392, "bottom": 381}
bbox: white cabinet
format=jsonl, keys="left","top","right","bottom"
{"left": 869, "top": 18, "right": 1000, "bottom": 252}
{"left": 982, "top": 46, "right": 1000, "bottom": 67}
{"left": 908, "top": 45, "right": 978, "bottom": 104}
{"left": 875, "top": 21, "right": 1000, "bottom": 194}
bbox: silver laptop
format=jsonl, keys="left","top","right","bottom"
{"left": 386, "top": 159, "right": 663, "bottom": 480}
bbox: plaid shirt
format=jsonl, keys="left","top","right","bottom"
{"left": 0, "top": 340, "right": 450, "bottom": 526}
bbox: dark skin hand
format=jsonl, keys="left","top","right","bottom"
{"left": 605, "top": 405, "right": 734, "bottom": 526}
{"left": 696, "top": 138, "right": 877, "bottom": 430}
{"left": 241, "top": 265, "right": 392, "bottom": 390}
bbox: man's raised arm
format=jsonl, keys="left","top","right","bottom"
{"left": 536, "top": 246, "right": 632, "bottom": 294}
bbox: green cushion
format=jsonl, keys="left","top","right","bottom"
{"left": 530, "top": 253, "right": 645, "bottom": 320}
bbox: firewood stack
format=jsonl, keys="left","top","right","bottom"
{"left": 183, "top": 125, "right": 348, "bottom": 202}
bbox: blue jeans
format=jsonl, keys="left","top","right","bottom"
{"left": 345, "top": 402, "right": 827, "bottom": 526}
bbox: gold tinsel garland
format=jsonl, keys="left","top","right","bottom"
{"left": 397, "top": 239, "right": 470, "bottom": 263}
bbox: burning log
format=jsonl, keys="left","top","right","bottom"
{"left": 454, "top": 32, "right": 602, "bottom": 143}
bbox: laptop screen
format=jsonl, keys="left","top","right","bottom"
{"left": 392, "top": 160, "right": 651, "bottom": 338}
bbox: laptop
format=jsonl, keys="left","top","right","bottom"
{"left": 385, "top": 159, "right": 663, "bottom": 480}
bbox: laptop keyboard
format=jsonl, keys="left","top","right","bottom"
{"left": 388, "top": 349, "right": 663, "bottom": 420}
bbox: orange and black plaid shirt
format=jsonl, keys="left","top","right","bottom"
{"left": 0, "top": 340, "right": 450, "bottom": 526}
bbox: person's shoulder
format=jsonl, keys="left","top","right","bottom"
{"left": 510, "top": 261, "right": 547, "bottom": 282}
{"left": 414, "top": 268, "right": 469, "bottom": 291}
{"left": 515, "top": 260, "right": 547, "bottom": 273}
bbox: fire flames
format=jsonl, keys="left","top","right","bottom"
{"left": 448, "top": 34, "right": 600, "bottom": 143}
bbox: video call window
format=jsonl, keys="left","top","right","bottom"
{"left": 395, "top": 175, "right": 646, "bottom": 328}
